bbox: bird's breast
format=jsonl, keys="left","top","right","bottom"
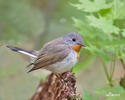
{"left": 46, "top": 50, "right": 77, "bottom": 73}
{"left": 71, "top": 44, "right": 81, "bottom": 59}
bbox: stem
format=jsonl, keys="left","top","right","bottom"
{"left": 101, "top": 60, "right": 110, "bottom": 81}
{"left": 111, "top": 60, "right": 115, "bottom": 78}
{"left": 120, "top": 58, "right": 125, "bottom": 70}
{"left": 101, "top": 59, "right": 113, "bottom": 86}
{"left": 118, "top": 31, "right": 125, "bottom": 71}
{"left": 110, "top": 54, "right": 116, "bottom": 79}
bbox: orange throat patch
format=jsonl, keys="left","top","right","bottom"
{"left": 71, "top": 45, "right": 82, "bottom": 59}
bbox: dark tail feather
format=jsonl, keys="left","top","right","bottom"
{"left": 6, "top": 45, "right": 37, "bottom": 58}
{"left": 7, "top": 45, "right": 26, "bottom": 52}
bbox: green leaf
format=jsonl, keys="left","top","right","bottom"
{"left": 83, "top": 91, "right": 98, "bottom": 100}
{"left": 86, "top": 45, "right": 111, "bottom": 61}
{"left": 87, "top": 15, "right": 120, "bottom": 34}
{"left": 99, "top": 0, "right": 125, "bottom": 20}
{"left": 73, "top": 0, "right": 112, "bottom": 13}
{"left": 121, "top": 29, "right": 125, "bottom": 37}
{"left": 73, "top": 17, "right": 108, "bottom": 40}
{"left": 112, "top": 0, "right": 125, "bottom": 20}
{"left": 97, "top": 39, "right": 125, "bottom": 47}
{"left": 96, "top": 85, "right": 125, "bottom": 96}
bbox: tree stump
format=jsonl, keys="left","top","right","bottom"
{"left": 30, "top": 71, "right": 82, "bottom": 100}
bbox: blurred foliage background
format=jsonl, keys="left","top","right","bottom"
{"left": 0, "top": 0, "right": 125, "bottom": 100}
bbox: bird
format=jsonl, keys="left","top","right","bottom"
{"left": 7, "top": 32, "right": 86, "bottom": 74}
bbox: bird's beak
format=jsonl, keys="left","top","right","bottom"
{"left": 79, "top": 43, "right": 86, "bottom": 47}
{"left": 81, "top": 43, "right": 86, "bottom": 47}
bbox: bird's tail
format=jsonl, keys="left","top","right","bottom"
{"left": 6, "top": 45, "right": 37, "bottom": 58}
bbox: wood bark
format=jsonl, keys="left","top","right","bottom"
{"left": 30, "top": 72, "right": 82, "bottom": 100}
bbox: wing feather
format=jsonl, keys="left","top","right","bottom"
{"left": 28, "top": 38, "right": 70, "bottom": 72}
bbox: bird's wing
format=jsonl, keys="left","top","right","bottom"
{"left": 28, "top": 38, "right": 71, "bottom": 72}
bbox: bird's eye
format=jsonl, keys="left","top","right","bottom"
{"left": 72, "top": 38, "right": 76, "bottom": 42}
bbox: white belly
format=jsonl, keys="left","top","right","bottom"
{"left": 45, "top": 51, "right": 77, "bottom": 73}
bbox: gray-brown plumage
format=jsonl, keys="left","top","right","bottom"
{"left": 7, "top": 32, "right": 85, "bottom": 73}
{"left": 28, "top": 38, "right": 71, "bottom": 72}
